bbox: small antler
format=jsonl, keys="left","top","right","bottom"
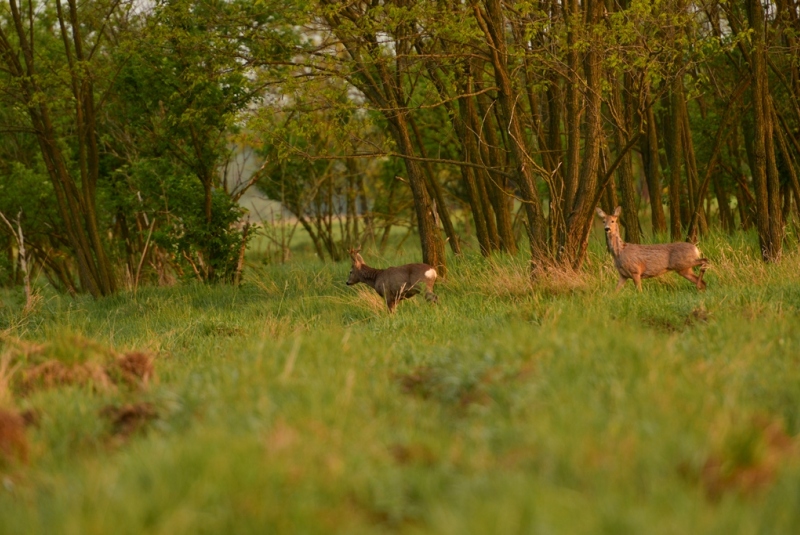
{"left": 348, "top": 246, "right": 363, "bottom": 264}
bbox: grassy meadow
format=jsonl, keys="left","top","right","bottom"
{"left": 2, "top": 227, "right": 800, "bottom": 534}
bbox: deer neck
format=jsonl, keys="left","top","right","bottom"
{"left": 358, "top": 264, "right": 384, "bottom": 288}
{"left": 606, "top": 230, "right": 626, "bottom": 258}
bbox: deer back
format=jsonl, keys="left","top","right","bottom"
{"left": 375, "top": 263, "right": 435, "bottom": 295}
{"left": 619, "top": 242, "right": 701, "bottom": 277}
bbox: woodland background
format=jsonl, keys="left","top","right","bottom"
{"left": 5, "top": 2, "right": 800, "bottom": 532}
{"left": 1, "top": 0, "right": 800, "bottom": 296}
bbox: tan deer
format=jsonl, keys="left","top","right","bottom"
{"left": 346, "top": 248, "right": 439, "bottom": 313}
{"left": 596, "top": 206, "right": 709, "bottom": 291}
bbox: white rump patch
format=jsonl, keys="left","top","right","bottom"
{"left": 424, "top": 268, "right": 437, "bottom": 280}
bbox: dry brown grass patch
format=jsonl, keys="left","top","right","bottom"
{"left": 349, "top": 285, "right": 386, "bottom": 315}
{"left": 467, "top": 260, "right": 591, "bottom": 299}
{"left": 0, "top": 352, "right": 20, "bottom": 407}
{"left": 1, "top": 333, "right": 157, "bottom": 395}
{"left": 531, "top": 265, "right": 592, "bottom": 296}
{"left": 478, "top": 262, "right": 533, "bottom": 298}
{"left": 18, "top": 360, "right": 113, "bottom": 394}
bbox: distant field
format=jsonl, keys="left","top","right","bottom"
{"left": 2, "top": 229, "right": 800, "bottom": 534}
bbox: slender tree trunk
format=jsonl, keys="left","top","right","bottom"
{"left": 611, "top": 72, "right": 641, "bottom": 243}
{"left": 562, "top": 0, "right": 582, "bottom": 219}
{"left": 357, "top": 174, "right": 373, "bottom": 243}
{"left": 667, "top": 79, "right": 685, "bottom": 240}
{"left": 641, "top": 84, "right": 668, "bottom": 234}
{"left": 455, "top": 65, "right": 493, "bottom": 255}
{"left": 475, "top": 79, "right": 518, "bottom": 254}
{"left": 773, "top": 104, "right": 800, "bottom": 223}
{"left": 473, "top": 0, "right": 549, "bottom": 266}
{"left": 747, "top": 0, "right": 783, "bottom": 261}
{"left": 345, "top": 158, "right": 359, "bottom": 244}
{"left": 0, "top": 0, "right": 116, "bottom": 296}
{"left": 409, "top": 115, "right": 462, "bottom": 255}
{"left": 389, "top": 116, "right": 447, "bottom": 272}
{"left": 562, "top": 0, "right": 605, "bottom": 268}
{"left": 712, "top": 171, "right": 734, "bottom": 233}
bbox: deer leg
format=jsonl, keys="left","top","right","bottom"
{"left": 425, "top": 280, "right": 438, "bottom": 304}
{"left": 695, "top": 271, "right": 707, "bottom": 290}
{"left": 677, "top": 268, "right": 704, "bottom": 290}
{"left": 631, "top": 273, "right": 643, "bottom": 291}
{"left": 386, "top": 294, "right": 398, "bottom": 313}
{"left": 696, "top": 259, "right": 709, "bottom": 290}
{"left": 615, "top": 275, "right": 628, "bottom": 292}
{"left": 403, "top": 288, "right": 420, "bottom": 299}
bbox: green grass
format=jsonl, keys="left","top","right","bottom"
{"left": 2, "top": 229, "right": 800, "bottom": 534}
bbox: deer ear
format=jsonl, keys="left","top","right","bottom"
{"left": 595, "top": 207, "right": 607, "bottom": 218}
{"left": 613, "top": 206, "right": 622, "bottom": 217}
{"left": 355, "top": 253, "right": 364, "bottom": 265}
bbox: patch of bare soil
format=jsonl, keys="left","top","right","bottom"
{"left": 1, "top": 333, "right": 157, "bottom": 395}
{"left": 687, "top": 305, "right": 711, "bottom": 324}
{"left": 100, "top": 402, "right": 158, "bottom": 440}
{"left": 395, "top": 365, "right": 494, "bottom": 410}
{"left": 642, "top": 306, "right": 712, "bottom": 334}
{"left": 680, "top": 415, "right": 798, "bottom": 500}
{"left": 108, "top": 352, "right": 156, "bottom": 388}
{"left": 0, "top": 409, "right": 28, "bottom": 465}
{"left": 388, "top": 443, "right": 437, "bottom": 466}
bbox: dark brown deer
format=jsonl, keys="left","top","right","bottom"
{"left": 346, "top": 249, "right": 438, "bottom": 313}
{"left": 596, "top": 206, "right": 709, "bottom": 291}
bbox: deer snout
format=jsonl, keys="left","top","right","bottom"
{"left": 604, "top": 226, "right": 611, "bottom": 233}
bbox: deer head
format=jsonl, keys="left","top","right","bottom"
{"left": 595, "top": 206, "right": 622, "bottom": 236}
{"left": 346, "top": 247, "right": 364, "bottom": 286}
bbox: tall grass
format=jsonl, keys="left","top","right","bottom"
{"left": 1, "top": 230, "right": 800, "bottom": 534}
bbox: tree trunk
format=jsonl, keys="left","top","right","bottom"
{"left": 641, "top": 84, "right": 668, "bottom": 235}
{"left": 473, "top": 0, "right": 549, "bottom": 266}
{"left": 747, "top": 0, "right": 783, "bottom": 261}
{"left": 562, "top": 0, "right": 582, "bottom": 220}
{"left": 455, "top": 66, "right": 493, "bottom": 256}
{"left": 562, "top": 0, "right": 605, "bottom": 268}
{"left": 611, "top": 72, "right": 641, "bottom": 243}
{"left": 409, "top": 115, "right": 462, "bottom": 255}
{"left": 475, "top": 79, "right": 518, "bottom": 254}
{"left": 0, "top": 0, "right": 116, "bottom": 297}
{"left": 667, "top": 79, "right": 685, "bottom": 240}
{"left": 389, "top": 116, "right": 447, "bottom": 272}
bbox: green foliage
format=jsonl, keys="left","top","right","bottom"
{"left": 113, "top": 158, "right": 246, "bottom": 282}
